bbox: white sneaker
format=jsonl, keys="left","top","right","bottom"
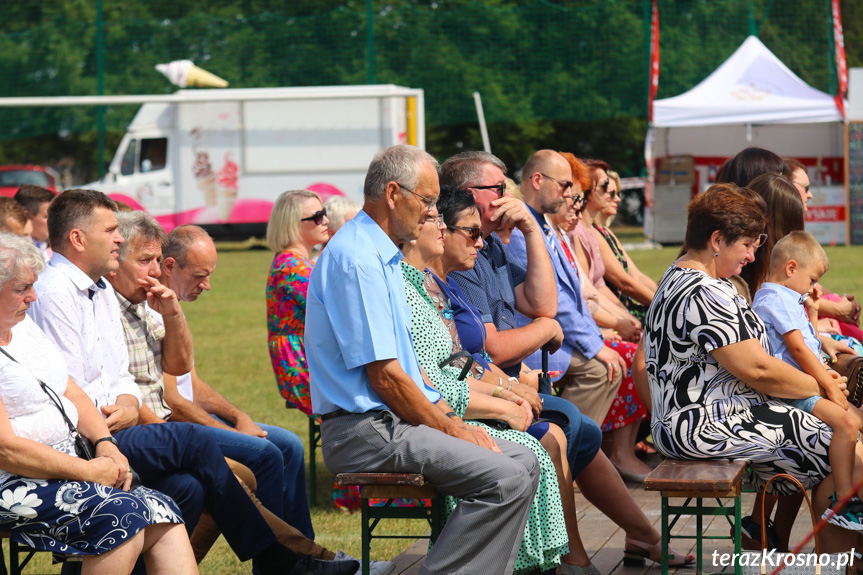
{"left": 333, "top": 550, "right": 396, "bottom": 575}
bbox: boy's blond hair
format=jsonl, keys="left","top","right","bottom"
{"left": 769, "top": 231, "right": 829, "bottom": 274}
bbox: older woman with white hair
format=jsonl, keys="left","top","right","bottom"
{"left": 322, "top": 195, "right": 360, "bottom": 246}
{"left": 0, "top": 233, "right": 197, "bottom": 574}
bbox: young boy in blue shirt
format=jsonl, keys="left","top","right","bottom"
{"left": 753, "top": 231, "right": 863, "bottom": 530}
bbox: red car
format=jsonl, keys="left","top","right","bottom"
{"left": 0, "top": 165, "right": 61, "bottom": 197}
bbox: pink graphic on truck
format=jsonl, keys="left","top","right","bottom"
{"left": 193, "top": 150, "right": 217, "bottom": 207}
{"left": 110, "top": 180, "right": 347, "bottom": 233}
{"left": 216, "top": 152, "right": 239, "bottom": 220}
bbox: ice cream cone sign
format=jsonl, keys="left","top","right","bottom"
{"left": 155, "top": 60, "right": 228, "bottom": 88}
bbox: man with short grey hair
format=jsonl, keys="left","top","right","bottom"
{"left": 307, "top": 144, "right": 539, "bottom": 575}
{"left": 30, "top": 191, "right": 361, "bottom": 574}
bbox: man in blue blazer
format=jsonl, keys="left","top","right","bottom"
{"left": 507, "top": 150, "right": 625, "bottom": 425}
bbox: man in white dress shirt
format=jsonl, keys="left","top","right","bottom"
{"left": 29, "top": 189, "right": 359, "bottom": 575}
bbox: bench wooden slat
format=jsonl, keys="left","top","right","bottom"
{"left": 644, "top": 460, "right": 748, "bottom": 493}
{"left": 336, "top": 473, "right": 427, "bottom": 487}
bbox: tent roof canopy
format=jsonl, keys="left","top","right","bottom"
{"left": 653, "top": 36, "right": 842, "bottom": 127}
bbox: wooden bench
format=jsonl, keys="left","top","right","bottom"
{"left": 336, "top": 473, "right": 441, "bottom": 575}
{"left": 644, "top": 460, "right": 749, "bottom": 575}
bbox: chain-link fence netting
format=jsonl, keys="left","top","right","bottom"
{"left": 0, "top": 1, "right": 840, "bottom": 147}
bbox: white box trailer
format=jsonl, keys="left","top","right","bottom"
{"left": 87, "top": 85, "right": 424, "bottom": 234}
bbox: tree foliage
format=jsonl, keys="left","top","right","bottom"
{"left": 0, "top": 0, "right": 850, "bottom": 180}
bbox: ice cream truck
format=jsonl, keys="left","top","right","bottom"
{"left": 89, "top": 84, "right": 425, "bottom": 235}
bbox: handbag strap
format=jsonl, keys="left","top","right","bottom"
{"left": 0, "top": 346, "right": 79, "bottom": 438}
{"left": 439, "top": 350, "right": 474, "bottom": 381}
{"left": 760, "top": 473, "right": 822, "bottom": 557}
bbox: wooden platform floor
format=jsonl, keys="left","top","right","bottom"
{"left": 386, "top": 478, "right": 822, "bottom": 575}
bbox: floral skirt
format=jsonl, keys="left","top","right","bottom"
{"left": 269, "top": 334, "right": 312, "bottom": 416}
{"left": 0, "top": 477, "right": 182, "bottom": 555}
{"left": 601, "top": 340, "right": 647, "bottom": 432}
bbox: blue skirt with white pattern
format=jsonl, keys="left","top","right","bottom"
{"left": 0, "top": 477, "right": 182, "bottom": 555}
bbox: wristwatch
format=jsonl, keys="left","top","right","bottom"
{"left": 94, "top": 436, "right": 118, "bottom": 448}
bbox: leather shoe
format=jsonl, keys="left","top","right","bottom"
{"left": 287, "top": 554, "right": 360, "bottom": 575}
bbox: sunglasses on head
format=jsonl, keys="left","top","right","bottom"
{"left": 300, "top": 209, "right": 327, "bottom": 225}
{"left": 470, "top": 182, "right": 507, "bottom": 196}
{"left": 447, "top": 224, "right": 483, "bottom": 242}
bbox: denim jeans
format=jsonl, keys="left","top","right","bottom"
{"left": 206, "top": 417, "right": 313, "bottom": 539}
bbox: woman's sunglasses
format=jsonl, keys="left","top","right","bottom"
{"left": 300, "top": 209, "right": 327, "bottom": 225}
{"left": 447, "top": 225, "right": 483, "bottom": 242}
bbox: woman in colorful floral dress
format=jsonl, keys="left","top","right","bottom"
{"left": 266, "top": 190, "right": 330, "bottom": 417}
{"left": 265, "top": 191, "right": 356, "bottom": 506}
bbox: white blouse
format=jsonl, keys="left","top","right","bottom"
{"left": 0, "top": 316, "right": 78, "bottom": 482}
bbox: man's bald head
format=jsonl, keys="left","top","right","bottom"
{"left": 520, "top": 150, "right": 573, "bottom": 215}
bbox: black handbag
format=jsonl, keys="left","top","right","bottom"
{"left": 0, "top": 347, "right": 142, "bottom": 490}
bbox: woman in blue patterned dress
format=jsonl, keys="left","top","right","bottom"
{"left": 0, "top": 234, "right": 195, "bottom": 574}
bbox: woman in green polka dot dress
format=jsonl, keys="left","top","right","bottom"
{"left": 400, "top": 209, "right": 590, "bottom": 575}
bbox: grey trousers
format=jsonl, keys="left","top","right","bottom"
{"left": 321, "top": 410, "right": 540, "bottom": 575}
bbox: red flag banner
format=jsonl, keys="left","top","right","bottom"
{"left": 833, "top": 0, "right": 847, "bottom": 118}
{"left": 648, "top": 0, "right": 659, "bottom": 123}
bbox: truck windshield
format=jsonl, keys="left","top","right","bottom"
{"left": 121, "top": 140, "right": 137, "bottom": 176}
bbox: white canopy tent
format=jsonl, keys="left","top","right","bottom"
{"left": 654, "top": 35, "right": 842, "bottom": 128}
{"left": 649, "top": 35, "right": 846, "bottom": 244}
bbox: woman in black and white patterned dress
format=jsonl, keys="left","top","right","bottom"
{"left": 644, "top": 183, "right": 837, "bottom": 497}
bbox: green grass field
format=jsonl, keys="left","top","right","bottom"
{"left": 15, "top": 234, "right": 863, "bottom": 573}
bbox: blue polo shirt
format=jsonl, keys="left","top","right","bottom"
{"left": 306, "top": 210, "right": 441, "bottom": 415}
{"left": 752, "top": 282, "right": 822, "bottom": 371}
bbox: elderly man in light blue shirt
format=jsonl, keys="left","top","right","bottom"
{"left": 306, "top": 144, "right": 539, "bottom": 575}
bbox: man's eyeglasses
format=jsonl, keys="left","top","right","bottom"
{"left": 539, "top": 173, "right": 574, "bottom": 193}
{"left": 300, "top": 209, "right": 327, "bottom": 225}
{"left": 447, "top": 224, "right": 483, "bottom": 242}
{"left": 398, "top": 182, "right": 437, "bottom": 213}
{"left": 470, "top": 182, "right": 507, "bottom": 197}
